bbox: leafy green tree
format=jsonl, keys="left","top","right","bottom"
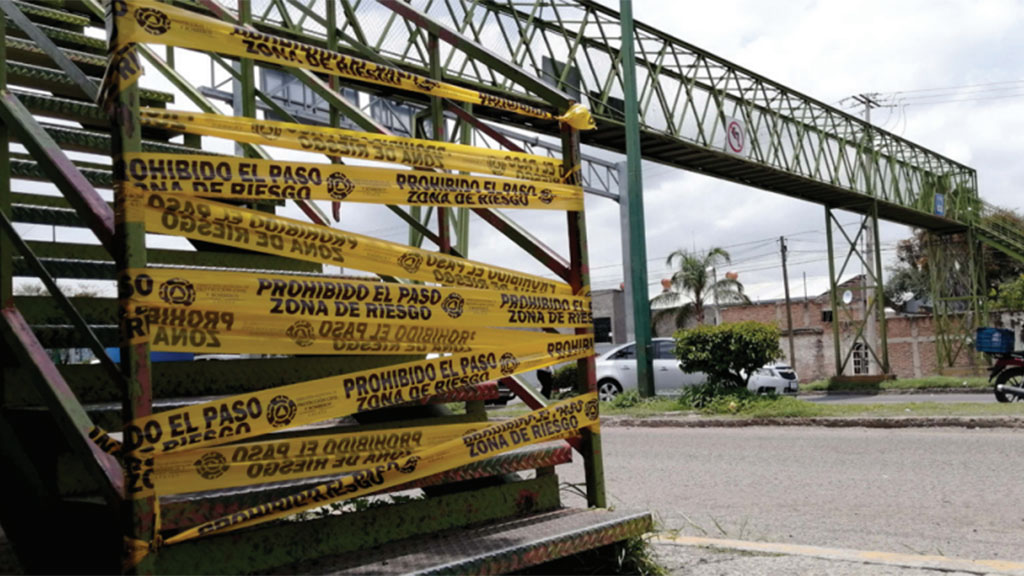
{"left": 652, "top": 247, "right": 750, "bottom": 329}
{"left": 673, "top": 321, "right": 783, "bottom": 388}
{"left": 993, "top": 275, "right": 1024, "bottom": 311}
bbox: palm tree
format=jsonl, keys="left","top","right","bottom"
{"left": 651, "top": 246, "right": 751, "bottom": 329}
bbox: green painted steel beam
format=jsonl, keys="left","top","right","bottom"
{"left": 619, "top": 0, "right": 654, "bottom": 398}
{"left": 378, "top": 0, "right": 571, "bottom": 110}
{"left": 1, "top": 14, "right": 10, "bottom": 305}
{"left": 156, "top": 475, "right": 561, "bottom": 574}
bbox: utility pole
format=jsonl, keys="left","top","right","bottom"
{"left": 780, "top": 236, "right": 796, "bottom": 366}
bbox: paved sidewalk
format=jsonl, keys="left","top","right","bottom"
{"left": 650, "top": 535, "right": 1024, "bottom": 576}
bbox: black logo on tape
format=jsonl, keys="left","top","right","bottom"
{"left": 499, "top": 352, "right": 519, "bottom": 376}
{"left": 584, "top": 399, "right": 599, "bottom": 421}
{"left": 194, "top": 452, "right": 229, "bottom": 480}
{"left": 539, "top": 188, "right": 554, "bottom": 205}
{"left": 398, "top": 455, "right": 420, "bottom": 474}
{"left": 487, "top": 157, "right": 507, "bottom": 176}
{"left": 266, "top": 395, "right": 298, "bottom": 428}
{"left": 326, "top": 171, "right": 355, "bottom": 201}
{"left": 159, "top": 278, "right": 196, "bottom": 306}
{"left": 134, "top": 7, "right": 171, "bottom": 35}
{"left": 285, "top": 320, "right": 316, "bottom": 347}
{"left": 252, "top": 123, "right": 281, "bottom": 141}
{"left": 441, "top": 293, "right": 465, "bottom": 319}
{"left": 398, "top": 252, "right": 423, "bottom": 274}
{"left": 112, "top": 0, "right": 128, "bottom": 17}
{"left": 413, "top": 77, "right": 439, "bottom": 92}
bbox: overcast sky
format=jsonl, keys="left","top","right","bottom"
{"left": 25, "top": 0, "right": 1024, "bottom": 306}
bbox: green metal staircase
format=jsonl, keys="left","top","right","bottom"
{"left": 0, "top": 1, "right": 649, "bottom": 573}
{"left": 976, "top": 205, "right": 1024, "bottom": 265}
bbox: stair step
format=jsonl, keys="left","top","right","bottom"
{"left": 19, "top": 241, "right": 320, "bottom": 273}
{"left": 284, "top": 508, "right": 653, "bottom": 575}
{"left": 12, "top": 158, "right": 113, "bottom": 188}
{"left": 11, "top": 0, "right": 92, "bottom": 30}
{"left": 12, "top": 251, "right": 319, "bottom": 282}
{"left": 38, "top": 123, "right": 202, "bottom": 156}
{"left": 12, "top": 89, "right": 108, "bottom": 127}
{"left": 159, "top": 444, "right": 571, "bottom": 532}
{"left": 8, "top": 20, "right": 106, "bottom": 54}
{"left": 155, "top": 475, "right": 566, "bottom": 574}
{"left": 8, "top": 355, "right": 409, "bottom": 405}
{"left": 5, "top": 37, "right": 106, "bottom": 74}
{"left": 34, "top": 0, "right": 104, "bottom": 21}
{"left": 8, "top": 62, "right": 174, "bottom": 105}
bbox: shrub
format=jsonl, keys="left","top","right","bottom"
{"left": 609, "top": 390, "right": 643, "bottom": 408}
{"left": 674, "top": 321, "right": 783, "bottom": 389}
{"left": 552, "top": 363, "right": 579, "bottom": 391}
{"left": 678, "top": 382, "right": 729, "bottom": 409}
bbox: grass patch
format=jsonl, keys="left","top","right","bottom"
{"left": 600, "top": 391, "right": 682, "bottom": 416}
{"left": 802, "top": 376, "right": 990, "bottom": 393}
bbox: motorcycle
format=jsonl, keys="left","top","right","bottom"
{"left": 989, "top": 351, "right": 1024, "bottom": 403}
{"left": 976, "top": 327, "right": 1024, "bottom": 403}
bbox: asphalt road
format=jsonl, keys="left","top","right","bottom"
{"left": 802, "top": 392, "right": 996, "bottom": 404}
{"left": 559, "top": 426, "right": 1023, "bottom": 568}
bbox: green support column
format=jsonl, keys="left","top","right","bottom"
{"left": 455, "top": 104, "right": 472, "bottom": 256}
{"left": 825, "top": 208, "right": 843, "bottom": 376}
{"left": 106, "top": 3, "right": 155, "bottom": 572}
{"left": 871, "top": 200, "right": 890, "bottom": 373}
{"left": 0, "top": 12, "right": 10, "bottom": 305}
{"left": 428, "top": 33, "right": 450, "bottom": 253}
{"left": 562, "top": 123, "right": 605, "bottom": 508}
{"left": 619, "top": 0, "right": 654, "bottom": 397}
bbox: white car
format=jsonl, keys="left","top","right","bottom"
{"left": 595, "top": 339, "right": 799, "bottom": 401}
{"left": 746, "top": 363, "right": 800, "bottom": 395}
{"left": 594, "top": 338, "right": 705, "bottom": 401}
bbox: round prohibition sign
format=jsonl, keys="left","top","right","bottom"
{"left": 726, "top": 120, "right": 745, "bottom": 154}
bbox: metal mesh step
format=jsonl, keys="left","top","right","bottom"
{"left": 282, "top": 508, "right": 653, "bottom": 575}
{"left": 5, "top": 37, "right": 106, "bottom": 74}
{"left": 158, "top": 443, "right": 573, "bottom": 531}
{"left": 12, "top": 0, "right": 92, "bottom": 29}
{"left": 8, "top": 19, "right": 105, "bottom": 53}
{"left": 8, "top": 62, "right": 174, "bottom": 105}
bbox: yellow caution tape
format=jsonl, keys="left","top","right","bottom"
{"left": 115, "top": 0, "right": 594, "bottom": 130}
{"left": 135, "top": 108, "right": 568, "bottom": 183}
{"left": 88, "top": 426, "right": 123, "bottom": 455}
{"left": 99, "top": 43, "right": 143, "bottom": 111}
{"left": 127, "top": 189, "right": 572, "bottom": 296}
{"left": 120, "top": 334, "right": 593, "bottom": 456}
{"left": 130, "top": 423, "right": 479, "bottom": 498}
{"left": 125, "top": 299, "right": 586, "bottom": 355}
{"left": 122, "top": 153, "right": 584, "bottom": 211}
{"left": 123, "top": 268, "right": 592, "bottom": 330}
{"left": 162, "top": 392, "right": 599, "bottom": 545}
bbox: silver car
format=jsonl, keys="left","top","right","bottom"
{"left": 594, "top": 338, "right": 706, "bottom": 401}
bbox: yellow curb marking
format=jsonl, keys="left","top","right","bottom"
{"left": 652, "top": 534, "right": 1024, "bottom": 575}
